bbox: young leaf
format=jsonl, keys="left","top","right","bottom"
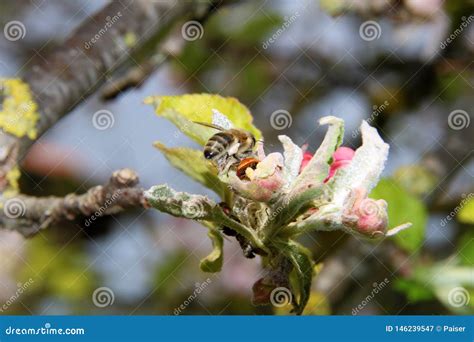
{"left": 370, "top": 178, "right": 427, "bottom": 253}
{"left": 458, "top": 232, "right": 474, "bottom": 266}
{"left": 154, "top": 142, "right": 227, "bottom": 198}
{"left": 145, "top": 184, "right": 269, "bottom": 255}
{"left": 200, "top": 229, "right": 224, "bottom": 273}
{"left": 265, "top": 185, "right": 326, "bottom": 239}
{"left": 145, "top": 94, "right": 262, "bottom": 145}
{"left": 277, "top": 241, "right": 314, "bottom": 315}
{"left": 145, "top": 184, "right": 216, "bottom": 220}
{"left": 292, "top": 116, "right": 344, "bottom": 192}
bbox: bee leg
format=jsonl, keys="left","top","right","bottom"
{"left": 216, "top": 154, "right": 230, "bottom": 173}
{"left": 222, "top": 156, "right": 238, "bottom": 174}
{"left": 221, "top": 226, "right": 237, "bottom": 237}
{"left": 217, "top": 201, "right": 258, "bottom": 258}
{"left": 236, "top": 234, "right": 256, "bottom": 259}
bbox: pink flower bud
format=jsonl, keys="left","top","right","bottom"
{"left": 342, "top": 188, "right": 388, "bottom": 238}
{"left": 299, "top": 152, "right": 313, "bottom": 173}
{"left": 333, "top": 146, "right": 355, "bottom": 161}
{"left": 299, "top": 147, "right": 355, "bottom": 181}
{"left": 325, "top": 147, "right": 355, "bottom": 182}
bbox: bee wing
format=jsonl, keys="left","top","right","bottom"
{"left": 212, "top": 109, "right": 234, "bottom": 130}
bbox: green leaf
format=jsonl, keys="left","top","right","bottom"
{"left": 145, "top": 184, "right": 269, "bottom": 255}
{"left": 458, "top": 197, "right": 474, "bottom": 224}
{"left": 200, "top": 229, "right": 224, "bottom": 273}
{"left": 458, "top": 232, "right": 474, "bottom": 266}
{"left": 145, "top": 184, "right": 216, "bottom": 220}
{"left": 393, "top": 278, "right": 435, "bottom": 303}
{"left": 370, "top": 178, "right": 428, "bottom": 253}
{"left": 278, "top": 241, "right": 314, "bottom": 315}
{"left": 424, "top": 265, "right": 474, "bottom": 315}
{"left": 266, "top": 185, "right": 326, "bottom": 239}
{"left": 145, "top": 94, "right": 262, "bottom": 145}
{"left": 19, "top": 234, "right": 96, "bottom": 303}
{"left": 154, "top": 142, "right": 227, "bottom": 198}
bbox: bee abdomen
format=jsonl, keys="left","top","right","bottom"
{"left": 203, "top": 132, "right": 233, "bottom": 160}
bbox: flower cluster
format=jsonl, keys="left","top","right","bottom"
{"left": 144, "top": 94, "right": 411, "bottom": 314}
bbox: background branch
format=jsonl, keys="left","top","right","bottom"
{"left": 1, "top": 169, "right": 146, "bottom": 237}
{"left": 0, "top": 0, "right": 220, "bottom": 192}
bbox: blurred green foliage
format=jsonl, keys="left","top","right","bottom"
{"left": 18, "top": 233, "right": 97, "bottom": 309}
{"left": 370, "top": 178, "right": 428, "bottom": 253}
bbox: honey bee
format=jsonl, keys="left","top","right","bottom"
{"left": 195, "top": 110, "right": 257, "bottom": 172}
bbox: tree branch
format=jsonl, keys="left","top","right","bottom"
{"left": 0, "top": 0, "right": 218, "bottom": 192}
{"left": 1, "top": 169, "right": 146, "bottom": 237}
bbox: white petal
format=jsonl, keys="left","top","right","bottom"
{"left": 331, "top": 120, "right": 389, "bottom": 206}
{"left": 278, "top": 135, "right": 303, "bottom": 188}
